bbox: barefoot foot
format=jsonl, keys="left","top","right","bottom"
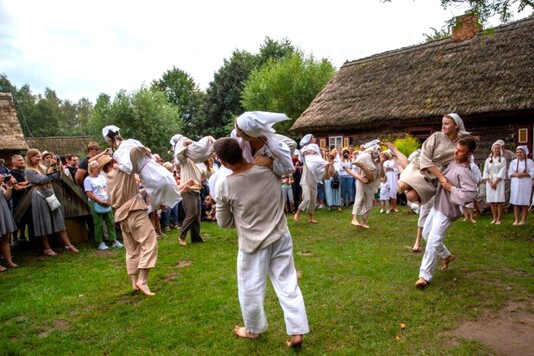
{"left": 412, "top": 244, "right": 421, "bottom": 253}
{"left": 234, "top": 326, "right": 259, "bottom": 339}
{"left": 350, "top": 221, "right": 361, "bottom": 227}
{"left": 6, "top": 262, "right": 18, "bottom": 268}
{"left": 307, "top": 219, "right": 318, "bottom": 224}
{"left": 440, "top": 255, "right": 456, "bottom": 271}
{"left": 135, "top": 282, "right": 155, "bottom": 296}
{"left": 293, "top": 213, "right": 300, "bottom": 222}
{"left": 287, "top": 334, "right": 303, "bottom": 348}
{"left": 178, "top": 238, "right": 187, "bottom": 246}
{"left": 415, "top": 277, "right": 428, "bottom": 289}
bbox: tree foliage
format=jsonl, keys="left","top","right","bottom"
{"left": 0, "top": 73, "right": 93, "bottom": 137}
{"left": 151, "top": 67, "right": 206, "bottom": 138}
{"left": 88, "top": 87, "right": 181, "bottom": 160}
{"left": 202, "top": 37, "right": 296, "bottom": 138}
{"left": 241, "top": 52, "right": 336, "bottom": 136}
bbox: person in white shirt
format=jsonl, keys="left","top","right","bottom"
{"left": 215, "top": 137, "right": 309, "bottom": 349}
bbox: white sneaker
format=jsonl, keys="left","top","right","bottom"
{"left": 112, "top": 240, "right": 124, "bottom": 248}
{"left": 386, "top": 209, "right": 390, "bottom": 214}
{"left": 380, "top": 209, "right": 384, "bottom": 213}
{"left": 98, "top": 242, "right": 109, "bottom": 250}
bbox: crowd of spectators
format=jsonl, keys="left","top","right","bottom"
{"left": 1, "top": 132, "right": 533, "bottom": 271}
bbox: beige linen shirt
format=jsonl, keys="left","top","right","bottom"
{"left": 216, "top": 165, "right": 288, "bottom": 254}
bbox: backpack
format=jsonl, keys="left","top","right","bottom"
{"left": 331, "top": 173, "right": 340, "bottom": 189}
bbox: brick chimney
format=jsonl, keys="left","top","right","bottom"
{"left": 451, "top": 14, "right": 481, "bottom": 42}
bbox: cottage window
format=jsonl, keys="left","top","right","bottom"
{"left": 329, "top": 136, "right": 343, "bottom": 150}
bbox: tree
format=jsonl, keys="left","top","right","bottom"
{"left": 151, "top": 67, "right": 205, "bottom": 139}
{"left": 241, "top": 52, "right": 336, "bottom": 137}
{"left": 88, "top": 87, "right": 181, "bottom": 160}
{"left": 382, "top": 0, "right": 533, "bottom": 23}
{"left": 202, "top": 37, "right": 297, "bottom": 138}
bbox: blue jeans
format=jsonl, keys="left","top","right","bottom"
{"left": 340, "top": 177, "right": 354, "bottom": 205}
{"left": 161, "top": 203, "right": 179, "bottom": 228}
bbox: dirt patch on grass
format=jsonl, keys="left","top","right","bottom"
{"left": 38, "top": 319, "right": 71, "bottom": 338}
{"left": 298, "top": 250, "right": 313, "bottom": 256}
{"left": 176, "top": 260, "right": 192, "bottom": 268}
{"left": 444, "top": 300, "right": 534, "bottom": 355}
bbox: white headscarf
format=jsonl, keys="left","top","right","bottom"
{"left": 300, "top": 134, "right": 313, "bottom": 147}
{"left": 517, "top": 145, "right": 529, "bottom": 156}
{"left": 235, "top": 111, "right": 289, "bottom": 138}
{"left": 446, "top": 113, "right": 470, "bottom": 136}
{"left": 102, "top": 125, "right": 121, "bottom": 142}
{"left": 491, "top": 141, "right": 502, "bottom": 150}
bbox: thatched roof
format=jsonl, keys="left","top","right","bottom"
{"left": 0, "top": 93, "right": 28, "bottom": 151}
{"left": 291, "top": 17, "right": 534, "bottom": 133}
{"left": 25, "top": 136, "right": 92, "bottom": 157}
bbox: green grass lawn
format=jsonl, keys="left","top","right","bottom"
{"left": 1, "top": 207, "right": 533, "bottom": 355}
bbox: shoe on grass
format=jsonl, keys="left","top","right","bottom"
{"left": 112, "top": 240, "right": 124, "bottom": 248}
{"left": 98, "top": 242, "right": 109, "bottom": 250}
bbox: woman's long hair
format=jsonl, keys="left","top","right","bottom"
{"left": 25, "top": 148, "right": 46, "bottom": 173}
{"left": 489, "top": 143, "right": 502, "bottom": 164}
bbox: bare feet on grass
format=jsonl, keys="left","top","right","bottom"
{"left": 179, "top": 238, "right": 187, "bottom": 246}
{"left": 130, "top": 275, "right": 139, "bottom": 292}
{"left": 412, "top": 243, "right": 421, "bottom": 252}
{"left": 415, "top": 277, "right": 428, "bottom": 289}
{"left": 293, "top": 212, "right": 300, "bottom": 222}
{"left": 440, "top": 255, "right": 456, "bottom": 271}
{"left": 135, "top": 281, "right": 155, "bottom": 296}
{"left": 234, "top": 326, "right": 259, "bottom": 339}
{"left": 287, "top": 334, "right": 303, "bottom": 348}
{"left": 350, "top": 221, "right": 361, "bottom": 227}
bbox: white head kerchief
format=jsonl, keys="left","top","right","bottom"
{"left": 169, "top": 134, "right": 184, "bottom": 148}
{"left": 517, "top": 145, "right": 529, "bottom": 156}
{"left": 491, "top": 141, "right": 502, "bottom": 150}
{"left": 102, "top": 125, "right": 121, "bottom": 142}
{"left": 446, "top": 113, "right": 470, "bottom": 136}
{"left": 236, "top": 111, "right": 289, "bottom": 138}
{"left": 300, "top": 134, "right": 313, "bottom": 147}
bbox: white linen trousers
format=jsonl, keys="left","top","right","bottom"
{"left": 419, "top": 208, "right": 452, "bottom": 282}
{"left": 237, "top": 231, "right": 309, "bottom": 335}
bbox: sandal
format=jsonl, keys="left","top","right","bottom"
{"left": 65, "top": 245, "right": 79, "bottom": 253}
{"left": 44, "top": 249, "right": 57, "bottom": 257}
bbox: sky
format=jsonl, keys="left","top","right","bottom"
{"left": 0, "top": 0, "right": 529, "bottom": 103}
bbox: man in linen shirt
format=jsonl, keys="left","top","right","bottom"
{"left": 215, "top": 137, "right": 309, "bottom": 349}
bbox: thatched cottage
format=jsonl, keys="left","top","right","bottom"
{"left": 26, "top": 136, "right": 93, "bottom": 159}
{"left": 291, "top": 15, "right": 534, "bottom": 159}
{"left": 0, "top": 93, "right": 28, "bottom": 163}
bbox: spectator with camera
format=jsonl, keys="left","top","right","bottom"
{"left": 25, "top": 149, "right": 79, "bottom": 256}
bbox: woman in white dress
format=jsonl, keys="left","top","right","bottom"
{"left": 382, "top": 150, "right": 399, "bottom": 213}
{"left": 482, "top": 141, "right": 507, "bottom": 224}
{"left": 508, "top": 146, "right": 534, "bottom": 226}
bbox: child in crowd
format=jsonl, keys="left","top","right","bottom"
{"left": 203, "top": 195, "right": 216, "bottom": 222}
{"left": 379, "top": 175, "right": 390, "bottom": 213}
{"left": 415, "top": 137, "right": 478, "bottom": 289}
{"left": 281, "top": 175, "right": 294, "bottom": 214}
{"left": 462, "top": 155, "right": 482, "bottom": 223}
